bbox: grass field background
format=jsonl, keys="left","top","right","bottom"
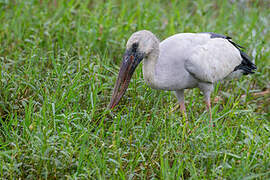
{"left": 0, "top": 0, "right": 269, "bottom": 179}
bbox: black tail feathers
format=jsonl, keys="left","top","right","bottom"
{"left": 228, "top": 39, "right": 256, "bottom": 75}
{"left": 234, "top": 50, "right": 257, "bottom": 75}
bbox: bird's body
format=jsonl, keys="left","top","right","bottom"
{"left": 143, "top": 32, "right": 249, "bottom": 90}
{"left": 109, "top": 30, "right": 256, "bottom": 124}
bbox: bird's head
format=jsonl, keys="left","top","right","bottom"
{"left": 126, "top": 30, "right": 159, "bottom": 56}
{"left": 108, "top": 30, "right": 159, "bottom": 109}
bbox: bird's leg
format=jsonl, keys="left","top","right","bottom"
{"left": 205, "top": 97, "right": 213, "bottom": 127}
{"left": 175, "top": 90, "right": 195, "bottom": 135}
{"left": 179, "top": 100, "right": 186, "bottom": 114}
{"left": 199, "top": 83, "right": 214, "bottom": 127}
{"left": 179, "top": 99, "right": 188, "bottom": 123}
{"left": 175, "top": 90, "right": 187, "bottom": 119}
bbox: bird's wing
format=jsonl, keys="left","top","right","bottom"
{"left": 185, "top": 38, "right": 242, "bottom": 83}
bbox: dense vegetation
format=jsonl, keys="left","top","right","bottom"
{"left": 0, "top": 0, "right": 269, "bottom": 179}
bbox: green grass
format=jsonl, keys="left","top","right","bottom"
{"left": 0, "top": 0, "right": 269, "bottom": 179}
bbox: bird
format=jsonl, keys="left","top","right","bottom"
{"left": 108, "top": 30, "right": 256, "bottom": 125}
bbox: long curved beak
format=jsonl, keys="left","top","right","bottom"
{"left": 108, "top": 50, "right": 143, "bottom": 109}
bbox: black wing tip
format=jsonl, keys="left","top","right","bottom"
{"left": 234, "top": 64, "right": 256, "bottom": 75}
{"left": 234, "top": 50, "right": 257, "bottom": 75}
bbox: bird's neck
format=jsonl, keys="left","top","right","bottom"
{"left": 142, "top": 45, "right": 159, "bottom": 89}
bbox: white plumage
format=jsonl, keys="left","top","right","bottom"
{"left": 186, "top": 38, "right": 242, "bottom": 83}
{"left": 109, "top": 30, "right": 256, "bottom": 125}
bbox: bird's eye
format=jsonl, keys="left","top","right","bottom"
{"left": 132, "top": 43, "right": 139, "bottom": 52}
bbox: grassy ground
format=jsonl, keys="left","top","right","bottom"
{"left": 0, "top": 0, "right": 269, "bottom": 179}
